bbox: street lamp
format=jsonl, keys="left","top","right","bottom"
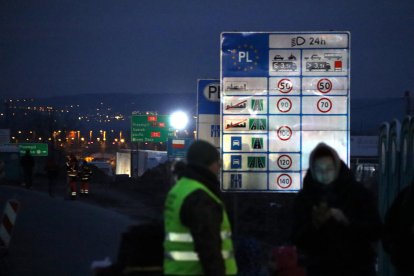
{"left": 170, "top": 111, "right": 189, "bottom": 131}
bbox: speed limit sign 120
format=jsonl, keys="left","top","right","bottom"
{"left": 277, "top": 154, "right": 293, "bottom": 170}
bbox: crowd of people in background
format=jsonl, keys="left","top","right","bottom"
{"left": 65, "top": 154, "right": 93, "bottom": 199}
{"left": 18, "top": 150, "right": 92, "bottom": 199}
{"left": 14, "top": 141, "right": 414, "bottom": 275}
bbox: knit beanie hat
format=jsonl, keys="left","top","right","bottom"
{"left": 186, "top": 140, "right": 220, "bottom": 167}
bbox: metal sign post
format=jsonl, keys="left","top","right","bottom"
{"left": 221, "top": 32, "right": 351, "bottom": 192}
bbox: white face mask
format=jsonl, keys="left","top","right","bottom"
{"left": 313, "top": 156, "right": 337, "bottom": 185}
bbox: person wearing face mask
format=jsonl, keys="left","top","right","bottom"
{"left": 291, "top": 143, "right": 382, "bottom": 276}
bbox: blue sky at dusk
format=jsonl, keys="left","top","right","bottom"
{"left": 0, "top": 0, "right": 413, "bottom": 98}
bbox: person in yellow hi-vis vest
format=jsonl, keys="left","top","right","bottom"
{"left": 164, "top": 140, "right": 237, "bottom": 276}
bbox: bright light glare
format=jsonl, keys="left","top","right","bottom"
{"left": 170, "top": 111, "right": 189, "bottom": 130}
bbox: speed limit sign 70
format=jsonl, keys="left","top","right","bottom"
{"left": 317, "top": 98, "right": 332, "bottom": 113}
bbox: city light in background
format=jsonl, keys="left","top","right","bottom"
{"left": 170, "top": 111, "right": 189, "bottom": 131}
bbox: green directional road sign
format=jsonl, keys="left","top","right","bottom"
{"left": 131, "top": 115, "right": 175, "bottom": 143}
{"left": 18, "top": 143, "right": 48, "bottom": 156}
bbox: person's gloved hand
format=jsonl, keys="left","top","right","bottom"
{"left": 330, "top": 208, "right": 350, "bottom": 226}
{"left": 312, "top": 202, "right": 331, "bottom": 229}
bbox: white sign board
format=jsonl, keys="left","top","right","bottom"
{"left": 221, "top": 32, "right": 350, "bottom": 192}
{"left": 197, "top": 79, "right": 221, "bottom": 147}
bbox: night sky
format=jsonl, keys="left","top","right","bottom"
{"left": 1, "top": 0, "right": 413, "bottom": 99}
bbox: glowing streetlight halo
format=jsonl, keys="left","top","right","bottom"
{"left": 170, "top": 111, "right": 189, "bottom": 130}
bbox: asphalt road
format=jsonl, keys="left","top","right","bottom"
{"left": 0, "top": 185, "right": 135, "bottom": 276}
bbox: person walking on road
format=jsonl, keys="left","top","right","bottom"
{"left": 291, "top": 143, "right": 382, "bottom": 276}
{"left": 79, "top": 159, "right": 92, "bottom": 196}
{"left": 383, "top": 180, "right": 414, "bottom": 276}
{"left": 163, "top": 140, "right": 238, "bottom": 276}
{"left": 0, "top": 160, "right": 5, "bottom": 184}
{"left": 20, "top": 149, "right": 35, "bottom": 189}
{"left": 66, "top": 154, "right": 79, "bottom": 199}
{"left": 44, "top": 156, "right": 59, "bottom": 197}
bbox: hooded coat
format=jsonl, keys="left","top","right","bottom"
{"left": 383, "top": 183, "right": 414, "bottom": 273}
{"left": 291, "top": 144, "right": 382, "bottom": 274}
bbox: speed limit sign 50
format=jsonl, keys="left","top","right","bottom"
{"left": 317, "top": 79, "right": 333, "bottom": 93}
{"left": 277, "top": 79, "right": 293, "bottom": 93}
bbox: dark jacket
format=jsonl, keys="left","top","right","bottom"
{"left": 79, "top": 164, "right": 93, "bottom": 181}
{"left": 292, "top": 161, "right": 382, "bottom": 272}
{"left": 383, "top": 183, "right": 414, "bottom": 273}
{"left": 177, "top": 164, "right": 226, "bottom": 276}
{"left": 66, "top": 157, "right": 79, "bottom": 177}
{"left": 20, "top": 154, "right": 35, "bottom": 172}
{"left": 44, "top": 158, "right": 59, "bottom": 179}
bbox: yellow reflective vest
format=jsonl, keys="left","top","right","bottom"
{"left": 164, "top": 177, "right": 237, "bottom": 275}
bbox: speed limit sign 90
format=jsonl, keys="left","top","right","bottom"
{"left": 277, "top": 79, "right": 293, "bottom": 93}
{"left": 277, "top": 98, "right": 292, "bottom": 113}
